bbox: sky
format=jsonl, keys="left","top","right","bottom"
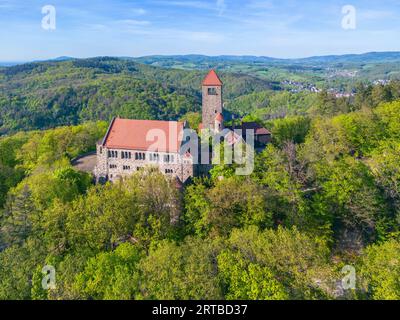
{"left": 0, "top": 0, "right": 400, "bottom": 61}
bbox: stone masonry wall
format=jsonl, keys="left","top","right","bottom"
{"left": 95, "top": 146, "right": 194, "bottom": 183}
{"left": 202, "top": 85, "right": 222, "bottom": 129}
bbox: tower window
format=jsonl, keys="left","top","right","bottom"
{"left": 208, "top": 88, "right": 217, "bottom": 95}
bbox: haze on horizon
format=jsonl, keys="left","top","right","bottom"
{"left": 0, "top": 0, "right": 399, "bottom": 62}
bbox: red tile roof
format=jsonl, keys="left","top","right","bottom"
{"left": 103, "top": 118, "right": 184, "bottom": 153}
{"left": 202, "top": 69, "right": 223, "bottom": 86}
{"left": 215, "top": 112, "right": 224, "bottom": 122}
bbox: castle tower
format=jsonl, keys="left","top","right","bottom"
{"left": 202, "top": 70, "right": 223, "bottom": 130}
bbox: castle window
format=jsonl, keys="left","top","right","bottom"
{"left": 128, "top": 152, "right": 132, "bottom": 159}
{"left": 100, "top": 147, "right": 103, "bottom": 154}
{"left": 165, "top": 169, "right": 173, "bottom": 174}
{"left": 123, "top": 165, "right": 131, "bottom": 170}
{"left": 164, "top": 154, "right": 171, "bottom": 163}
{"left": 121, "top": 152, "right": 125, "bottom": 159}
{"left": 109, "top": 164, "right": 117, "bottom": 169}
{"left": 151, "top": 153, "right": 159, "bottom": 162}
{"left": 208, "top": 87, "right": 217, "bottom": 95}
{"left": 135, "top": 152, "right": 145, "bottom": 161}
{"left": 108, "top": 151, "right": 111, "bottom": 157}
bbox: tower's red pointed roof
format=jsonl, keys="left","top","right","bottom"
{"left": 202, "top": 69, "right": 223, "bottom": 86}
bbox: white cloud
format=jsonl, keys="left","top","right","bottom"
{"left": 117, "top": 19, "right": 151, "bottom": 26}
{"left": 178, "top": 30, "right": 224, "bottom": 42}
{"left": 131, "top": 8, "right": 147, "bottom": 15}
{"left": 358, "top": 9, "right": 394, "bottom": 20}
{"left": 154, "top": 0, "right": 227, "bottom": 15}
{"left": 247, "top": 0, "right": 274, "bottom": 10}
{"left": 156, "top": 1, "right": 213, "bottom": 10}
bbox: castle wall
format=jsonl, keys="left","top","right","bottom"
{"left": 94, "top": 146, "right": 194, "bottom": 184}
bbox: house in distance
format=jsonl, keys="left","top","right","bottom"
{"left": 94, "top": 70, "right": 271, "bottom": 183}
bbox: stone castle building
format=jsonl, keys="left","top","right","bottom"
{"left": 94, "top": 70, "right": 271, "bottom": 183}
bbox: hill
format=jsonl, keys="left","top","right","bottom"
{"left": 133, "top": 52, "right": 400, "bottom": 86}
{"left": 0, "top": 57, "right": 276, "bottom": 135}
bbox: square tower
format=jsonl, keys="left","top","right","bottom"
{"left": 202, "top": 70, "right": 223, "bottom": 130}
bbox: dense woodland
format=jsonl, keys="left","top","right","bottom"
{"left": 0, "top": 58, "right": 400, "bottom": 300}
{"left": 0, "top": 57, "right": 274, "bottom": 135}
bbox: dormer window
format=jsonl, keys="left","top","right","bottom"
{"left": 208, "top": 88, "right": 217, "bottom": 95}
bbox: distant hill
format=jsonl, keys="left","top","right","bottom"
{"left": 133, "top": 51, "right": 400, "bottom": 66}
{"left": 0, "top": 56, "right": 74, "bottom": 67}
{"left": 293, "top": 51, "right": 400, "bottom": 64}
{"left": 0, "top": 62, "right": 24, "bottom": 67}
{"left": 131, "top": 52, "right": 400, "bottom": 85}
{"left": 0, "top": 57, "right": 277, "bottom": 135}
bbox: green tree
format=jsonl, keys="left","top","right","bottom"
{"left": 217, "top": 250, "right": 288, "bottom": 300}
{"left": 358, "top": 240, "right": 400, "bottom": 300}
{"left": 74, "top": 243, "right": 143, "bottom": 300}
{"left": 267, "top": 116, "right": 311, "bottom": 147}
{"left": 138, "top": 238, "right": 222, "bottom": 300}
{"left": 184, "top": 176, "right": 271, "bottom": 238}
{"left": 226, "top": 226, "right": 336, "bottom": 299}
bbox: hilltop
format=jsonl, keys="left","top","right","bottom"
{"left": 0, "top": 57, "right": 275, "bottom": 135}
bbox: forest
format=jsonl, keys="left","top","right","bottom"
{"left": 0, "top": 58, "right": 399, "bottom": 300}
{"left": 0, "top": 57, "right": 274, "bottom": 135}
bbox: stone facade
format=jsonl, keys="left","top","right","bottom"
{"left": 95, "top": 143, "right": 194, "bottom": 183}
{"left": 202, "top": 84, "right": 223, "bottom": 130}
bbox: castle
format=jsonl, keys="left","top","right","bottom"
{"left": 94, "top": 70, "right": 271, "bottom": 183}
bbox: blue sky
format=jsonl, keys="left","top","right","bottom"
{"left": 0, "top": 0, "right": 399, "bottom": 61}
